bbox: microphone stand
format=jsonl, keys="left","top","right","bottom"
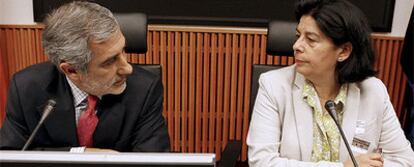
{"left": 325, "top": 100, "right": 358, "bottom": 167}
{"left": 22, "top": 99, "right": 56, "bottom": 151}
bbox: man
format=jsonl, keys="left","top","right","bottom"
{"left": 402, "top": 6, "right": 414, "bottom": 150}
{"left": 0, "top": 1, "right": 170, "bottom": 152}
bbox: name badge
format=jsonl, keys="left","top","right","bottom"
{"left": 351, "top": 137, "right": 370, "bottom": 154}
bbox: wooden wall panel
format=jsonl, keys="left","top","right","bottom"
{"left": 0, "top": 24, "right": 407, "bottom": 162}
{"left": 371, "top": 36, "right": 407, "bottom": 118}
{"left": 0, "top": 34, "right": 7, "bottom": 124}
{"left": 139, "top": 28, "right": 276, "bottom": 161}
{"left": 0, "top": 25, "right": 48, "bottom": 79}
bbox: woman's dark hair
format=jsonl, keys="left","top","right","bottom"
{"left": 295, "top": 0, "right": 376, "bottom": 84}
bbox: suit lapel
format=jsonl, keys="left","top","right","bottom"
{"left": 38, "top": 74, "right": 78, "bottom": 146}
{"left": 292, "top": 73, "right": 313, "bottom": 161}
{"left": 93, "top": 94, "right": 126, "bottom": 147}
{"left": 339, "top": 83, "right": 360, "bottom": 161}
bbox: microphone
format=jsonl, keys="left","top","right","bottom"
{"left": 325, "top": 100, "right": 358, "bottom": 167}
{"left": 22, "top": 99, "right": 56, "bottom": 151}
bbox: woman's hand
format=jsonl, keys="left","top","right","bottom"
{"left": 343, "top": 153, "right": 383, "bottom": 167}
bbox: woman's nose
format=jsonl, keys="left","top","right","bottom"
{"left": 292, "top": 38, "right": 304, "bottom": 53}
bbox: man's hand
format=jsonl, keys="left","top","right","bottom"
{"left": 343, "top": 153, "right": 383, "bottom": 167}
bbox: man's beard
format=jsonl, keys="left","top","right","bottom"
{"left": 82, "top": 75, "right": 126, "bottom": 96}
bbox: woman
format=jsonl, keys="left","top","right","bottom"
{"left": 246, "top": 0, "right": 414, "bottom": 166}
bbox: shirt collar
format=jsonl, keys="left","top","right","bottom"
{"left": 334, "top": 84, "right": 348, "bottom": 113}
{"left": 66, "top": 76, "right": 88, "bottom": 107}
{"left": 302, "top": 80, "right": 348, "bottom": 113}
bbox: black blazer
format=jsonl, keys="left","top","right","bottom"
{"left": 0, "top": 62, "right": 170, "bottom": 152}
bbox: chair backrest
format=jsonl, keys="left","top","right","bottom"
{"left": 114, "top": 13, "right": 161, "bottom": 78}
{"left": 249, "top": 21, "right": 297, "bottom": 119}
{"left": 266, "top": 21, "right": 297, "bottom": 56}
{"left": 136, "top": 64, "right": 161, "bottom": 77}
{"left": 114, "top": 13, "right": 148, "bottom": 53}
{"left": 249, "top": 65, "right": 285, "bottom": 120}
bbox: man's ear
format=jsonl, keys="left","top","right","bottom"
{"left": 59, "top": 62, "right": 80, "bottom": 81}
{"left": 337, "top": 42, "right": 353, "bottom": 62}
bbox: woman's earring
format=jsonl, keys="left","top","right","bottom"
{"left": 338, "top": 58, "right": 343, "bottom": 62}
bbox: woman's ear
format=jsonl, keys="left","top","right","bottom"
{"left": 59, "top": 62, "right": 80, "bottom": 82}
{"left": 337, "top": 42, "right": 353, "bottom": 62}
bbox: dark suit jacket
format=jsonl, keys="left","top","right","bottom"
{"left": 0, "top": 62, "right": 170, "bottom": 152}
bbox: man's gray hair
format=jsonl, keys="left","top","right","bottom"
{"left": 42, "top": 1, "right": 119, "bottom": 73}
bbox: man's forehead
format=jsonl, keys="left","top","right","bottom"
{"left": 90, "top": 31, "right": 125, "bottom": 54}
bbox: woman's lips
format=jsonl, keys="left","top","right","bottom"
{"left": 295, "top": 59, "right": 306, "bottom": 64}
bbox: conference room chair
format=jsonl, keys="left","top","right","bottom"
{"left": 115, "top": 13, "right": 161, "bottom": 76}
{"left": 114, "top": 13, "right": 243, "bottom": 166}
{"left": 220, "top": 20, "right": 297, "bottom": 166}
{"left": 249, "top": 21, "right": 297, "bottom": 120}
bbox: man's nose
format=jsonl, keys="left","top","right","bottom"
{"left": 118, "top": 54, "right": 133, "bottom": 75}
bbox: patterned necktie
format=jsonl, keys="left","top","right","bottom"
{"left": 77, "top": 95, "right": 98, "bottom": 147}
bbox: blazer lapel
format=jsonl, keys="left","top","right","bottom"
{"left": 93, "top": 94, "right": 126, "bottom": 147}
{"left": 339, "top": 83, "right": 360, "bottom": 161}
{"left": 292, "top": 73, "right": 313, "bottom": 161}
{"left": 38, "top": 75, "right": 78, "bottom": 146}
